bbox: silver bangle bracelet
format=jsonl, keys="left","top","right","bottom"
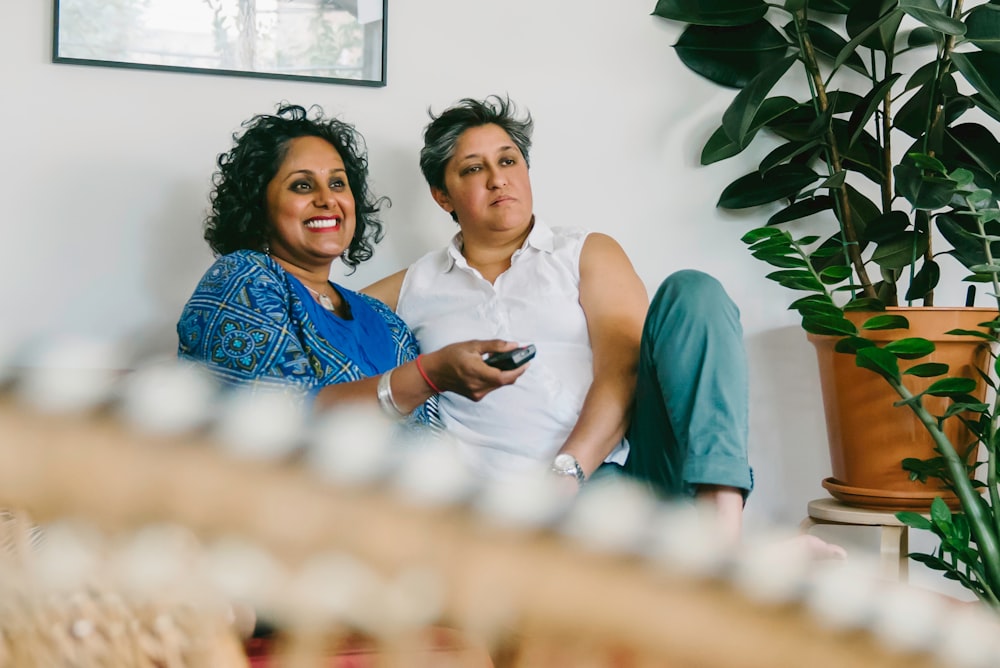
{"left": 376, "top": 369, "right": 407, "bottom": 419}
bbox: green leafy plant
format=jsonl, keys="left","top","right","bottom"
{"left": 749, "top": 156, "right": 1000, "bottom": 604}
{"left": 652, "top": 0, "right": 1000, "bottom": 306}
{"left": 651, "top": 0, "right": 1000, "bottom": 604}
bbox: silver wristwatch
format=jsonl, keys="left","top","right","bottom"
{"left": 551, "top": 453, "right": 587, "bottom": 487}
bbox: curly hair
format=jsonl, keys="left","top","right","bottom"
{"left": 204, "top": 103, "right": 388, "bottom": 268}
{"left": 419, "top": 95, "right": 534, "bottom": 194}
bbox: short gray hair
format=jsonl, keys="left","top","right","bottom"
{"left": 419, "top": 95, "right": 533, "bottom": 195}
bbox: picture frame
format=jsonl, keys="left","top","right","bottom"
{"left": 53, "top": 0, "right": 387, "bottom": 87}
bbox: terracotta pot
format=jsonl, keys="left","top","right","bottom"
{"left": 808, "top": 307, "right": 996, "bottom": 511}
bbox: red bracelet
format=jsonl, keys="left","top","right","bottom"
{"left": 415, "top": 354, "right": 443, "bottom": 394}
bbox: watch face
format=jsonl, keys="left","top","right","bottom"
{"left": 553, "top": 453, "right": 576, "bottom": 472}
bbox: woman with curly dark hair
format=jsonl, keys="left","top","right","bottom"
{"left": 177, "top": 103, "right": 526, "bottom": 420}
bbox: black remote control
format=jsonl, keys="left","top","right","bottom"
{"left": 482, "top": 344, "right": 536, "bottom": 370}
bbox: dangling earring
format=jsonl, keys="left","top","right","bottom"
{"left": 263, "top": 243, "right": 270, "bottom": 255}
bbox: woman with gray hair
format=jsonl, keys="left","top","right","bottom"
{"left": 365, "top": 95, "right": 755, "bottom": 541}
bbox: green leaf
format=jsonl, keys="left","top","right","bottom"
{"left": 856, "top": 346, "right": 901, "bottom": 381}
{"left": 744, "top": 97, "right": 802, "bottom": 145}
{"left": 969, "top": 93, "right": 1000, "bottom": 126}
{"left": 943, "top": 402, "right": 990, "bottom": 418}
{"left": 840, "top": 185, "right": 881, "bottom": 242}
{"left": 810, "top": 0, "right": 859, "bottom": 15}
{"left": 965, "top": 4, "right": 1000, "bottom": 53}
{"left": 789, "top": 294, "right": 836, "bottom": 309}
{"left": 759, "top": 139, "right": 822, "bottom": 174}
{"left": 718, "top": 164, "right": 822, "bottom": 209}
{"left": 766, "top": 269, "right": 825, "bottom": 291}
{"left": 834, "top": 121, "right": 885, "bottom": 184}
{"left": 748, "top": 236, "right": 795, "bottom": 253}
{"left": 904, "top": 259, "right": 940, "bottom": 301}
{"left": 782, "top": 19, "right": 868, "bottom": 76}
{"left": 675, "top": 21, "right": 791, "bottom": 89}
{"left": 894, "top": 162, "right": 956, "bottom": 210}
{"left": 946, "top": 123, "right": 1000, "bottom": 180}
{"left": 653, "top": 0, "right": 768, "bottom": 26}
{"left": 904, "top": 362, "right": 949, "bottom": 377}
{"left": 905, "top": 26, "right": 938, "bottom": 48}
{"left": 864, "top": 211, "right": 911, "bottom": 243}
{"left": 945, "top": 328, "right": 999, "bottom": 342}
{"left": 722, "top": 55, "right": 798, "bottom": 147}
{"left": 871, "top": 232, "right": 929, "bottom": 271}
{"left": 793, "top": 300, "right": 843, "bottom": 317}
{"left": 766, "top": 196, "right": 833, "bottom": 226}
{"left": 819, "top": 265, "right": 853, "bottom": 284}
{"left": 951, "top": 52, "right": 1000, "bottom": 114}
{"left": 896, "top": 511, "right": 933, "bottom": 530}
{"left": 908, "top": 153, "right": 947, "bottom": 173}
{"left": 930, "top": 496, "right": 953, "bottom": 529}
{"left": 898, "top": 0, "right": 966, "bottom": 36}
{"left": 845, "top": 1, "right": 902, "bottom": 54}
{"left": 802, "top": 315, "right": 858, "bottom": 336}
{"left": 937, "top": 213, "right": 1000, "bottom": 271}
{"left": 835, "top": 336, "right": 876, "bottom": 353}
{"left": 843, "top": 297, "right": 886, "bottom": 311}
{"left": 846, "top": 74, "right": 902, "bottom": 148}
{"left": 926, "top": 377, "right": 978, "bottom": 396}
{"left": 701, "top": 126, "right": 743, "bottom": 165}
{"left": 884, "top": 337, "right": 935, "bottom": 359}
{"left": 969, "top": 264, "right": 1000, "bottom": 274}
{"left": 741, "top": 227, "right": 785, "bottom": 244}
{"left": 818, "top": 171, "right": 847, "bottom": 189}
{"left": 862, "top": 314, "right": 910, "bottom": 330}
{"left": 753, "top": 252, "right": 808, "bottom": 269}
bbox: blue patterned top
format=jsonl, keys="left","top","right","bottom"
{"left": 177, "top": 250, "right": 433, "bottom": 424}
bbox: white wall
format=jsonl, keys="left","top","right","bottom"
{"left": 1, "top": 2, "right": 962, "bottom": 594}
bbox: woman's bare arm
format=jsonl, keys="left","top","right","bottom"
{"left": 555, "top": 233, "right": 648, "bottom": 477}
{"left": 362, "top": 269, "right": 408, "bottom": 311}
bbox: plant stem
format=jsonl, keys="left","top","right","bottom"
{"left": 970, "top": 197, "right": 1000, "bottom": 544}
{"left": 881, "top": 53, "right": 894, "bottom": 214}
{"left": 893, "top": 382, "right": 1000, "bottom": 592}
{"left": 925, "top": 0, "right": 964, "bottom": 156}
{"left": 792, "top": 8, "right": 876, "bottom": 300}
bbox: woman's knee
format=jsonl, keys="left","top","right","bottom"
{"left": 651, "top": 269, "right": 732, "bottom": 312}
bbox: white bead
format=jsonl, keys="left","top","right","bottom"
{"left": 213, "top": 384, "right": 306, "bottom": 461}
{"left": 27, "top": 520, "right": 103, "bottom": 592}
{"left": 382, "top": 567, "right": 446, "bottom": 631}
{"left": 870, "top": 582, "right": 946, "bottom": 653}
{"left": 109, "top": 524, "right": 198, "bottom": 597}
{"left": 304, "top": 405, "right": 397, "bottom": 485}
{"left": 18, "top": 337, "right": 123, "bottom": 414}
{"left": 117, "top": 360, "right": 219, "bottom": 435}
{"left": 804, "top": 557, "right": 879, "bottom": 630}
{"left": 201, "top": 536, "right": 288, "bottom": 613}
{"left": 391, "top": 432, "right": 475, "bottom": 506}
{"left": 729, "top": 529, "right": 811, "bottom": 605}
{"left": 474, "top": 469, "right": 572, "bottom": 529}
{"left": 558, "top": 477, "right": 659, "bottom": 554}
{"left": 936, "top": 602, "right": 1000, "bottom": 668}
{"left": 644, "top": 502, "right": 732, "bottom": 577}
{"left": 282, "top": 552, "right": 382, "bottom": 631}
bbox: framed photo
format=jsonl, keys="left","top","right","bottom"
{"left": 53, "top": 0, "right": 387, "bottom": 87}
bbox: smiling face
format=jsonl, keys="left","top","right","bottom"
{"left": 265, "top": 135, "right": 356, "bottom": 272}
{"left": 432, "top": 123, "right": 534, "bottom": 239}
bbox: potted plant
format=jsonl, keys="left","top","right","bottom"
{"left": 650, "top": 0, "right": 1000, "bottom": 603}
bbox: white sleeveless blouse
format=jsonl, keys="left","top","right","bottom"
{"left": 397, "top": 219, "right": 628, "bottom": 481}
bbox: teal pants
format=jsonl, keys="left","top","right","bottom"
{"left": 601, "top": 270, "right": 753, "bottom": 499}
